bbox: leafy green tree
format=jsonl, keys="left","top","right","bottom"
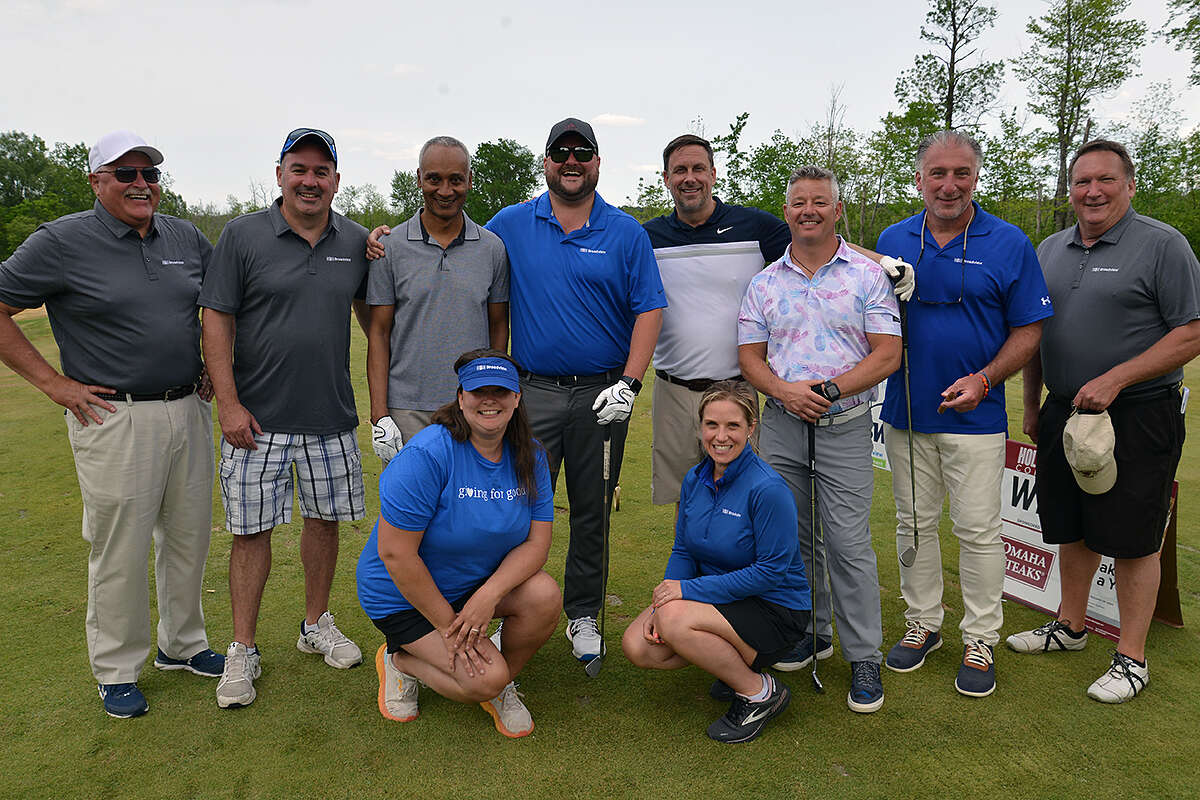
{"left": 1013, "top": 0, "right": 1146, "bottom": 229}
{"left": 463, "top": 138, "right": 540, "bottom": 224}
{"left": 389, "top": 169, "right": 420, "bottom": 220}
{"left": 978, "top": 110, "right": 1053, "bottom": 240}
{"left": 895, "top": 0, "right": 1004, "bottom": 130}
{"left": 1164, "top": 0, "right": 1200, "bottom": 85}
{"left": 711, "top": 112, "right": 751, "bottom": 205}
{"left": 623, "top": 176, "right": 671, "bottom": 223}
{"left": 336, "top": 183, "right": 393, "bottom": 231}
{"left": 0, "top": 131, "right": 94, "bottom": 258}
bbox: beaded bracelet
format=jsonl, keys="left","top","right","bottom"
{"left": 974, "top": 370, "right": 991, "bottom": 398}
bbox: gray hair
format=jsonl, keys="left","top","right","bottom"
{"left": 786, "top": 165, "right": 840, "bottom": 204}
{"left": 418, "top": 136, "right": 471, "bottom": 170}
{"left": 914, "top": 130, "right": 983, "bottom": 173}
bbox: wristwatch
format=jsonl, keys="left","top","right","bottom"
{"left": 818, "top": 380, "right": 841, "bottom": 401}
{"left": 620, "top": 375, "right": 642, "bottom": 395}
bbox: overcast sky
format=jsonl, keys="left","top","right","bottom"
{"left": 4, "top": 0, "right": 1195, "bottom": 211}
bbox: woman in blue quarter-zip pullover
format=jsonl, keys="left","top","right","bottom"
{"left": 622, "top": 380, "right": 810, "bottom": 743}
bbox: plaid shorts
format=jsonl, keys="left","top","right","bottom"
{"left": 218, "top": 429, "right": 365, "bottom": 535}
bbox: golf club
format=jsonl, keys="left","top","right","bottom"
{"left": 584, "top": 426, "right": 612, "bottom": 678}
{"left": 805, "top": 415, "right": 825, "bottom": 694}
{"left": 898, "top": 296, "right": 919, "bottom": 569}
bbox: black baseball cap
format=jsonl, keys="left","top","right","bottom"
{"left": 280, "top": 127, "right": 337, "bottom": 166}
{"left": 546, "top": 118, "right": 598, "bottom": 153}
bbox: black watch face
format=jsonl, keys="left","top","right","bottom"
{"left": 824, "top": 381, "right": 841, "bottom": 401}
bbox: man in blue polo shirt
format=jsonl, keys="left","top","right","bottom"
{"left": 875, "top": 130, "right": 1052, "bottom": 698}
{"left": 486, "top": 117, "right": 666, "bottom": 662}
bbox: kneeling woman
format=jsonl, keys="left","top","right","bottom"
{"left": 622, "top": 381, "right": 811, "bottom": 743}
{"left": 356, "top": 350, "right": 561, "bottom": 738}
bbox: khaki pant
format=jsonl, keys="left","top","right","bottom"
{"left": 387, "top": 408, "right": 436, "bottom": 444}
{"left": 67, "top": 394, "right": 214, "bottom": 683}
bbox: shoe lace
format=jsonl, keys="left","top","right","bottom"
{"left": 964, "top": 640, "right": 994, "bottom": 668}
{"left": 851, "top": 661, "right": 880, "bottom": 687}
{"left": 225, "top": 646, "right": 248, "bottom": 679}
{"left": 1034, "top": 619, "right": 1068, "bottom": 636}
{"left": 570, "top": 617, "right": 599, "bottom": 637}
{"left": 313, "top": 614, "right": 350, "bottom": 646}
{"left": 499, "top": 681, "right": 526, "bottom": 710}
{"left": 1106, "top": 651, "right": 1146, "bottom": 693}
{"left": 900, "top": 621, "right": 932, "bottom": 646}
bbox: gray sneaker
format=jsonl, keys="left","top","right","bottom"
{"left": 216, "top": 642, "right": 261, "bottom": 709}
{"left": 375, "top": 644, "right": 419, "bottom": 722}
{"left": 1006, "top": 620, "right": 1087, "bottom": 653}
{"left": 480, "top": 682, "right": 533, "bottom": 738}
{"left": 297, "top": 611, "right": 363, "bottom": 669}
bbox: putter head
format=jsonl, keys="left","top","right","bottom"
{"left": 898, "top": 545, "right": 917, "bottom": 568}
{"left": 583, "top": 645, "right": 606, "bottom": 678}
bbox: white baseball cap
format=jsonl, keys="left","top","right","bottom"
{"left": 1063, "top": 410, "right": 1117, "bottom": 495}
{"left": 88, "top": 130, "right": 164, "bottom": 172}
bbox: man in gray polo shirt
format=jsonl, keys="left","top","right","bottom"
{"left": 200, "top": 128, "right": 371, "bottom": 709}
{"left": 0, "top": 130, "right": 223, "bottom": 719}
{"left": 364, "top": 135, "right": 508, "bottom": 461}
{"left": 1017, "top": 139, "right": 1200, "bottom": 703}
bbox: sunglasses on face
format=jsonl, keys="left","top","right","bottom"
{"left": 283, "top": 127, "right": 337, "bottom": 156}
{"left": 96, "top": 166, "right": 161, "bottom": 184}
{"left": 547, "top": 145, "right": 595, "bottom": 163}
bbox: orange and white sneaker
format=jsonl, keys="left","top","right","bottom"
{"left": 375, "top": 644, "right": 419, "bottom": 722}
{"left": 480, "top": 681, "right": 533, "bottom": 738}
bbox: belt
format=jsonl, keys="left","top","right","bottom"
{"left": 97, "top": 381, "right": 198, "bottom": 403}
{"left": 654, "top": 369, "right": 744, "bottom": 394}
{"left": 770, "top": 398, "right": 872, "bottom": 427}
{"left": 1048, "top": 381, "right": 1182, "bottom": 409}
{"left": 519, "top": 368, "right": 623, "bottom": 388}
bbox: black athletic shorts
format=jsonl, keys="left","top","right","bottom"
{"left": 1036, "top": 388, "right": 1184, "bottom": 559}
{"left": 715, "top": 596, "right": 811, "bottom": 671}
{"left": 371, "top": 580, "right": 488, "bottom": 653}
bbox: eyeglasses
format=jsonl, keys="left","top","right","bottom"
{"left": 547, "top": 145, "right": 595, "bottom": 163}
{"left": 95, "top": 166, "right": 161, "bottom": 184}
{"left": 914, "top": 209, "right": 974, "bottom": 305}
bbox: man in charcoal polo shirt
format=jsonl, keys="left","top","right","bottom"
{"left": 1015, "top": 139, "right": 1200, "bottom": 703}
{"left": 643, "top": 134, "right": 913, "bottom": 513}
{"left": 485, "top": 117, "right": 665, "bottom": 661}
{"left": 0, "top": 130, "right": 223, "bottom": 718}
{"left": 363, "top": 135, "right": 508, "bottom": 462}
{"left": 200, "top": 128, "right": 371, "bottom": 709}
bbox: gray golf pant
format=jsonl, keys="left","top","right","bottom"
{"left": 520, "top": 376, "right": 628, "bottom": 620}
{"left": 759, "top": 403, "right": 883, "bottom": 664}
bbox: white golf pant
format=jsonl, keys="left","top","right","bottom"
{"left": 885, "top": 426, "right": 1005, "bottom": 646}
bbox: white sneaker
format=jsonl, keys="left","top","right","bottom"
{"left": 480, "top": 681, "right": 533, "bottom": 738}
{"left": 297, "top": 611, "right": 363, "bottom": 669}
{"left": 1087, "top": 652, "right": 1149, "bottom": 703}
{"left": 375, "top": 644, "right": 419, "bottom": 722}
{"left": 216, "top": 642, "right": 261, "bottom": 709}
{"left": 565, "top": 616, "right": 602, "bottom": 661}
{"left": 1006, "top": 619, "right": 1087, "bottom": 653}
{"left": 490, "top": 618, "right": 504, "bottom": 652}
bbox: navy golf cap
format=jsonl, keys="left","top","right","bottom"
{"left": 280, "top": 127, "right": 337, "bottom": 166}
{"left": 546, "top": 117, "right": 598, "bottom": 153}
{"left": 458, "top": 357, "right": 521, "bottom": 393}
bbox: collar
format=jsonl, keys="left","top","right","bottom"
{"left": 698, "top": 444, "right": 755, "bottom": 490}
{"left": 1071, "top": 205, "right": 1136, "bottom": 247}
{"left": 269, "top": 197, "right": 339, "bottom": 240}
{"left": 92, "top": 199, "right": 155, "bottom": 240}
{"left": 534, "top": 190, "right": 609, "bottom": 232}
{"left": 903, "top": 201, "right": 997, "bottom": 245}
{"left": 665, "top": 196, "right": 727, "bottom": 230}
{"left": 782, "top": 236, "right": 850, "bottom": 277}
{"left": 409, "top": 209, "right": 477, "bottom": 248}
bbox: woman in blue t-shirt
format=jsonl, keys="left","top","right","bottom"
{"left": 356, "top": 349, "right": 561, "bottom": 738}
{"left": 622, "top": 380, "right": 811, "bottom": 744}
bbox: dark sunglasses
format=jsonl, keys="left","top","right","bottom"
{"left": 96, "top": 166, "right": 161, "bottom": 184}
{"left": 282, "top": 127, "right": 338, "bottom": 161}
{"left": 547, "top": 145, "right": 595, "bottom": 163}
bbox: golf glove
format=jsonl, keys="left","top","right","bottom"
{"left": 593, "top": 381, "right": 636, "bottom": 425}
{"left": 880, "top": 256, "right": 915, "bottom": 302}
{"left": 371, "top": 416, "right": 403, "bottom": 463}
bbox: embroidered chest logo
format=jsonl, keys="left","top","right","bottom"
{"left": 326, "top": 256, "right": 352, "bottom": 262}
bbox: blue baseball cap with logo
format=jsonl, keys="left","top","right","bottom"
{"left": 280, "top": 127, "right": 337, "bottom": 166}
{"left": 458, "top": 357, "right": 521, "bottom": 393}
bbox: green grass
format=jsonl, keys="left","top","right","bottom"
{"left": 2, "top": 314, "right": 1198, "bottom": 799}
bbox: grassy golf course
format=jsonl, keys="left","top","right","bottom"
{"left": 1, "top": 313, "right": 1197, "bottom": 799}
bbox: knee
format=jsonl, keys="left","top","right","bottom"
{"left": 621, "top": 622, "right": 651, "bottom": 667}
{"left": 462, "top": 670, "right": 510, "bottom": 703}
{"left": 526, "top": 572, "right": 564, "bottom": 624}
{"left": 652, "top": 602, "right": 689, "bottom": 642}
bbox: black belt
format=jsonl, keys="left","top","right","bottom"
{"left": 97, "top": 382, "right": 198, "bottom": 402}
{"left": 1048, "top": 381, "right": 1182, "bottom": 409}
{"left": 519, "top": 368, "right": 623, "bottom": 388}
{"left": 655, "top": 369, "right": 744, "bottom": 394}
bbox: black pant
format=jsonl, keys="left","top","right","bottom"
{"left": 520, "top": 376, "right": 628, "bottom": 619}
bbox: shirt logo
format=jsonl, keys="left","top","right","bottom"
{"left": 720, "top": 508, "right": 743, "bottom": 518}
{"left": 1041, "top": 296, "right": 1051, "bottom": 306}
{"left": 954, "top": 257, "right": 984, "bottom": 266}
{"left": 579, "top": 247, "right": 607, "bottom": 255}
{"left": 326, "top": 256, "right": 352, "bottom": 262}
{"left": 1091, "top": 266, "right": 1120, "bottom": 273}
{"left": 161, "top": 259, "right": 185, "bottom": 266}
{"left": 716, "top": 226, "right": 733, "bottom": 234}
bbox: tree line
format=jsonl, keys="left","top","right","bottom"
{"left": 2, "top": 0, "right": 1198, "bottom": 261}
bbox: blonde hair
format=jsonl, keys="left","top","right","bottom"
{"left": 698, "top": 380, "right": 758, "bottom": 427}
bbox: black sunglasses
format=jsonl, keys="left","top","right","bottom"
{"left": 96, "top": 166, "right": 161, "bottom": 184}
{"left": 547, "top": 145, "right": 595, "bottom": 164}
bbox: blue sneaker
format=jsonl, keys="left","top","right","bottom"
{"left": 955, "top": 640, "right": 996, "bottom": 698}
{"left": 847, "top": 661, "right": 884, "bottom": 713}
{"left": 771, "top": 636, "right": 834, "bottom": 671}
{"left": 885, "top": 621, "right": 942, "bottom": 673}
{"left": 98, "top": 683, "right": 148, "bottom": 718}
{"left": 154, "top": 647, "right": 226, "bottom": 677}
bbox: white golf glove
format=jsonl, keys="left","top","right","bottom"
{"left": 592, "top": 381, "right": 636, "bottom": 425}
{"left": 880, "top": 255, "right": 916, "bottom": 302}
{"left": 371, "top": 416, "right": 404, "bottom": 463}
